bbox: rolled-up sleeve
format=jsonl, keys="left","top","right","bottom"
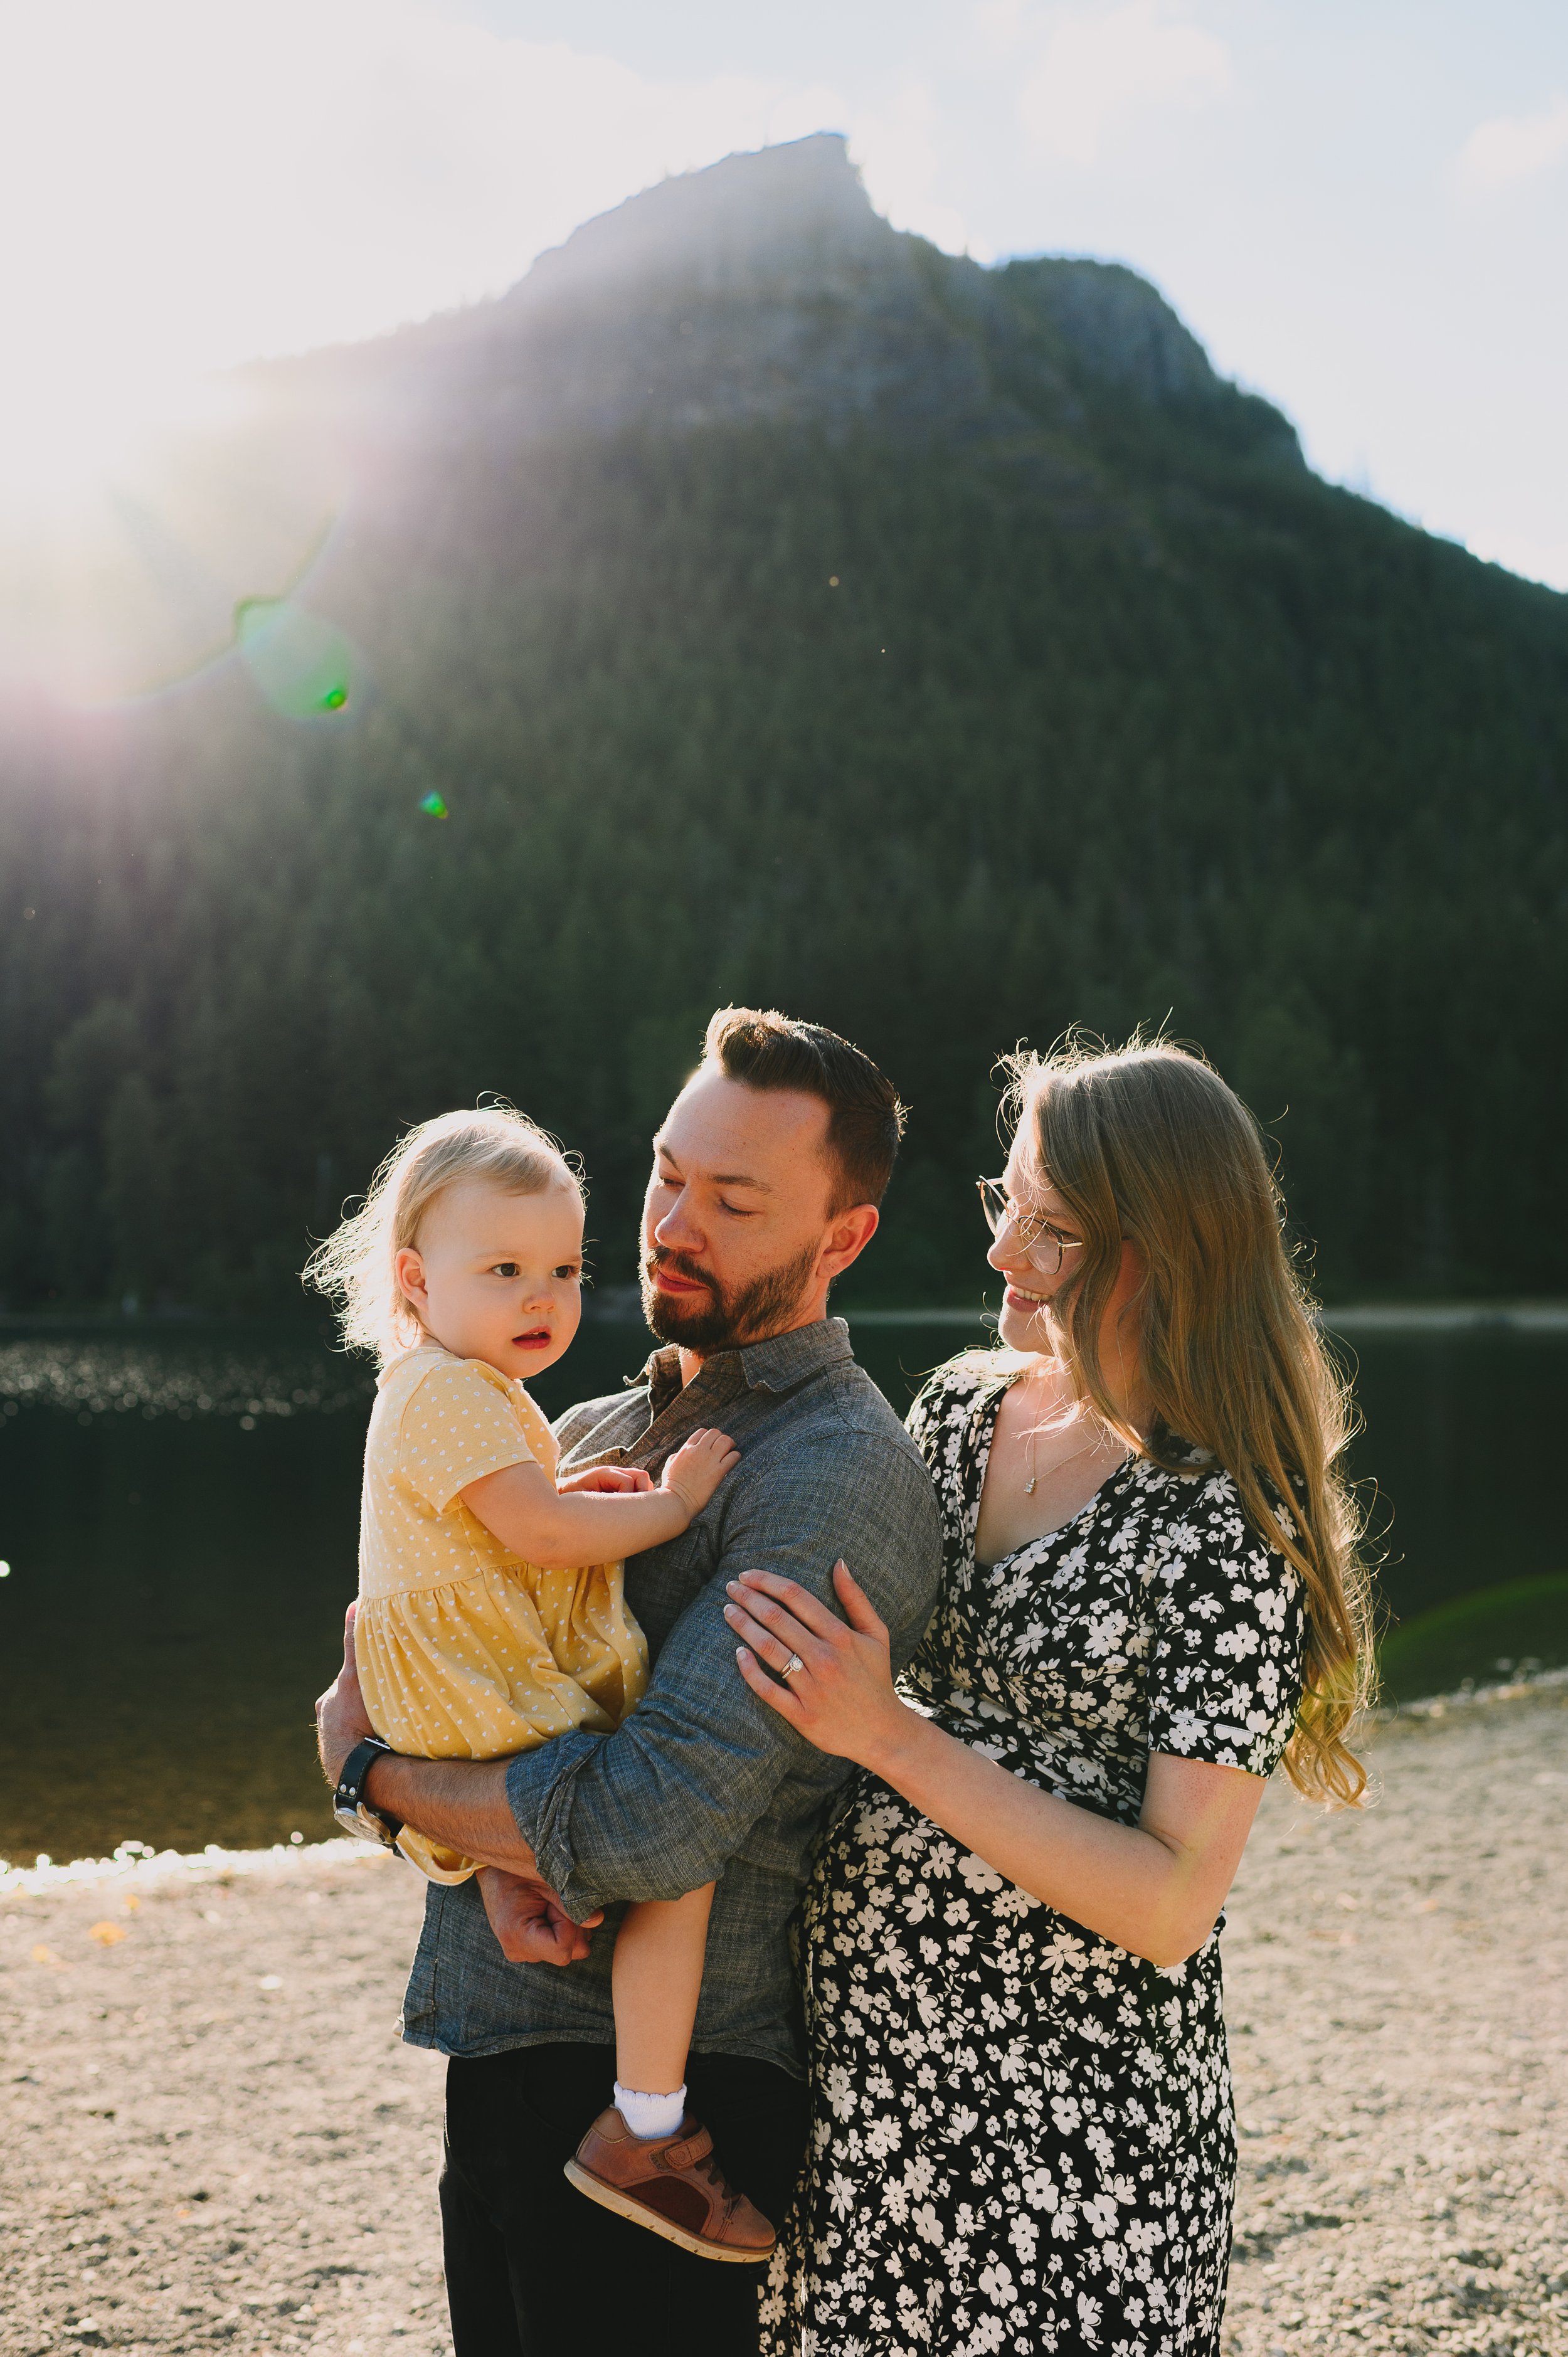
{"left": 504, "top": 1430, "right": 941, "bottom": 1915}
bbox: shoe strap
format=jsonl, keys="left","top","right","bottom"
{"left": 659, "top": 2124, "right": 715, "bottom": 2174}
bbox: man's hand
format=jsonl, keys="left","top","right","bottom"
{"left": 477, "top": 1865, "right": 601, "bottom": 1965}
{"left": 316, "top": 1603, "right": 374, "bottom": 1788}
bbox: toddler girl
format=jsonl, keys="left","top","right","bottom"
{"left": 307, "top": 1106, "right": 775, "bottom": 2262}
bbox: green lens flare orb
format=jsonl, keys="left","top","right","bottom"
{"left": 234, "top": 597, "right": 354, "bottom": 719}
{"left": 418, "top": 792, "right": 449, "bottom": 818}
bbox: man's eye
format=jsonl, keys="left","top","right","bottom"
{"left": 718, "top": 1200, "right": 753, "bottom": 1217}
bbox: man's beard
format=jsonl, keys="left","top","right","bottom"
{"left": 641, "top": 1237, "right": 823, "bottom": 1354}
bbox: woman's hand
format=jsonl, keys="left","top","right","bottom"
{"left": 724, "top": 1561, "right": 922, "bottom": 1777}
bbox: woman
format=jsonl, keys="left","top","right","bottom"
{"left": 723, "top": 1036, "right": 1370, "bottom": 2357}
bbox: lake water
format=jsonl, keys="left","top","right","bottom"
{"left": 1, "top": 1312, "right": 1563, "bottom": 1865}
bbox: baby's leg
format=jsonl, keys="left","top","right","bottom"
{"left": 611, "top": 1883, "right": 714, "bottom": 2133}
{"left": 568, "top": 1883, "right": 776, "bottom": 2257}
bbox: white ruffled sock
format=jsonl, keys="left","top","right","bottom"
{"left": 614, "top": 2080, "right": 686, "bottom": 2140}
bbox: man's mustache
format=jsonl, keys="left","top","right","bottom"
{"left": 645, "top": 1247, "right": 719, "bottom": 1293}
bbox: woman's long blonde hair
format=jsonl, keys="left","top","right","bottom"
{"left": 303, "top": 1106, "right": 580, "bottom": 1364}
{"left": 1005, "top": 1033, "right": 1373, "bottom": 1805}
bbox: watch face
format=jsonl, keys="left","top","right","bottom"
{"left": 334, "top": 1801, "right": 396, "bottom": 1850}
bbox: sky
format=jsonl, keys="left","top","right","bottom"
{"left": 1, "top": 0, "right": 1565, "bottom": 584}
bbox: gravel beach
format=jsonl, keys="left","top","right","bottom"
{"left": 3, "top": 1686, "right": 1565, "bottom": 2357}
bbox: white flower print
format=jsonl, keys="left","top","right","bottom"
{"left": 763, "top": 1365, "right": 1306, "bottom": 2357}
{"left": 1215, "top": 1623, "right": 1260, "bottom": 1661}
{"left": 957, "top": 1851, "right": 1005, "bottom": 1895}
{"left": 824, "top": 2063, "right": 856, "bottom": 2122}
{"left": 978, "top": 2260, "right": 1017, "bottom": 2307}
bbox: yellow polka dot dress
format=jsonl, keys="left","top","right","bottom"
{"left": 354, "top": 1341, "right": 648, "bottom": 1882}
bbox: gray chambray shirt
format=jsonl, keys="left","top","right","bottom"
{"left": 400, "top": 1315, "right": 941, "bottom": 2077}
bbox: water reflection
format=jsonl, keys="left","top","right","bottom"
{"left": 0, "top": 1330, "right": 371, "bottom": 1423}
{"left": 0, "top": 1315, "right": 1562, "bottom": 1864}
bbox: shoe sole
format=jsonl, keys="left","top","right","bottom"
{"left": 562, "top": 2159, "right": 775, "bottom": 2264}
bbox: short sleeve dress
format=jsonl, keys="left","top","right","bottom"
{"left": 354, "top": 1342, "right": 649, "bottom": 1883}
{"left": 760, "top": 1359, "right": 1306, "bottom": 2357}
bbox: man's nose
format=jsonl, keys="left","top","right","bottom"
{"left": 652, "top": 1190, "right": 703, "bottom": 1250}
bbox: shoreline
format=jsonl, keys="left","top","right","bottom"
{"left": 5, "top": 1298, "right": 1568, "bottom": 1338}
{"left": 11, "top": 1664, "right": 1568, "bottom": 1895}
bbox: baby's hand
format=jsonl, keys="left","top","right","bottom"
{"left": 558, "top": 1465, "right": 655, "bottom": 1494}
{"left": 661, "top": 1428, "right": 739, "bottom": 1518}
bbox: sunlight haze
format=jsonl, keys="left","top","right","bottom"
{"left": 1, "top": 0, "right": 1564, "bottom": 581}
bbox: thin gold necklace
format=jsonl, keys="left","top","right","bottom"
{"left": 1019, "top": 1377, "right": 1108, "bottom": 1496}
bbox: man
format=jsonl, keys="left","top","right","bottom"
{"left": 317, "top": 1008, "right": 943, "bottom": 2355}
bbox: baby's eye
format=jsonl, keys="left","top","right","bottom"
{"left": 490, "top": 1262, "right": 521, "bottom": 1279}
{"left": 553, "top": 1264, "right": 581, "bottom": 1283}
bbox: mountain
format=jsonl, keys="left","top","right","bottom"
{"left": 274, "top": 132, "right": 1274, "bottom": 448}
{"left": 2, "top": 134, "right": 1565, "bottom": 1312}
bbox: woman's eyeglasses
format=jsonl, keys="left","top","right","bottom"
{"left": 976, "top": 1177, "right": 1085, "bottom": 1276}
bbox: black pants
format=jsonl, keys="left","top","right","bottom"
{"left": 440, "top": 2042, "right": 808, "bottom": 2356}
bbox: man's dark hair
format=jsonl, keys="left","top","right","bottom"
{"left": 702, "top": 1007, "right": 908, "bottom": 1211}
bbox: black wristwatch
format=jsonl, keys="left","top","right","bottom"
{"left": 332, "top": 1735, "right": 403, "bottom": 1850}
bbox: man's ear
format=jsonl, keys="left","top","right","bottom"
{"left": 819, "top": 1203, "right": 879, "bottom": 1281}
{"left": 393, "top": 1246, "right": 428, "bottom": 1311}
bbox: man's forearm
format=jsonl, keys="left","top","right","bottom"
{"left": 364, "top": 1754, "right": 540, "bottom": 1877}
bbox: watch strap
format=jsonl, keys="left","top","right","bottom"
{"left": 336, "top": 1735, "right": 403, "bottom": 1835}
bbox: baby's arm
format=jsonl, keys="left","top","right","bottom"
{"left": 462, "top": 1429, "right": 738, "bottom": 1568}
{"left": 558, "top": 1465, "right": 655, "bottom": 1495}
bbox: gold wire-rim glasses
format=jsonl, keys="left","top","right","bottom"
{"left": 975, "top": 1175, "right": 1086, "bottom": 1276}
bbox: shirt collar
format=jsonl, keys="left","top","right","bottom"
{"left": 628, "top": 1315, "right": 854, "bottom": 1416}
{"left": 376, "top": 1337, "right": 454, "bottom": 1389}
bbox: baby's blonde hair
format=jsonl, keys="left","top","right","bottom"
{"left": 303, "top": 1106, "right": 581, "bottom": 1363}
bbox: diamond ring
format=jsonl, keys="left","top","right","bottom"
{"left": 782, "top": 1653, "right": 805, "bottom": 1679}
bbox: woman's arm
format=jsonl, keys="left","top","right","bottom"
{"left": 463, "top": 1427, "right": 737, "bottom": 1567}
{"left": 725, "top": 1564, "right": 1266, "bottom": 1969}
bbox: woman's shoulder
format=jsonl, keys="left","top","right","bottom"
{"left": 906, "top": 1348, "right": 1014, "bottom": 1429}
{"left": 1128, "top": 1442, "right": 1303, "bottom": 1597}
{"left": 904, "top": 1350, "right": 1019, "bottom": 1480}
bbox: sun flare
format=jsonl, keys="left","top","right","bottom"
{"left": 0, "top": 369, "right": 226, "bottom": 521}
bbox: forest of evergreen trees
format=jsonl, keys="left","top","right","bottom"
{"left": 3, "top": 171, "right": 1566, "bottom": 1314}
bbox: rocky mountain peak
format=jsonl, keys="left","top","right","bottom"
{"left": 248, "top": 134, "right": 1301, "bottom": 480}
{"left": 519, "top": 132, "right": 898, "bottom": 310}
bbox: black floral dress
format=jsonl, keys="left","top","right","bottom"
{"left": 761, "top": 1360, "right": 1306, "bottom": 2357}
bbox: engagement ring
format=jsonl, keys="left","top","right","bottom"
{"left": 782, "top": 1653, "right": 805, "bottom": 1679}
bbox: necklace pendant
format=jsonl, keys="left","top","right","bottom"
{"left": 1024, "top": 1476, "right": 1037, "bottom": 1495}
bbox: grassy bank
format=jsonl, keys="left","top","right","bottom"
{"left": 1379, "top": 1572, "right": 1568, "bottom": 1705}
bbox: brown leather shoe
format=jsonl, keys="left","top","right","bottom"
{"left": 564, "top": 2107, "right": 776, "bottom": 2263}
